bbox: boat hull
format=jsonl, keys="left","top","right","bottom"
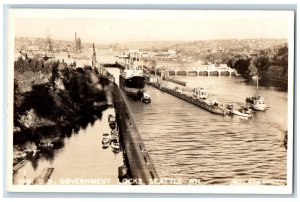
{"left": 253, "top": 104, "right": 267, "bottom": 111}
{"left": 246, "top": 92, "right": 267, "bottom": 111}
{"left": 119, "top": 75, "right": 145, "bottom": 98}
{"left": 141, "top": 97, "right": 151, "bottom": 103}
{"left": 102, "top": 138, "right": 110, "bottom": 145}
{"left": 111, "top": 144, "right": 120, "bottom": 150}
{"left": 231, "top": 110, "right": 253, "bottom": 118}
{"left": 102, "top": 143, "right": 110, "bottom": 149}
{"left": 111, "top": 141, "right": 120, "bottom": 150}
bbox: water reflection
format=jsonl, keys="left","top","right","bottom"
{"left": 243, "top": 78, "right": 287, "bottom": 92}
{"left": 24, "top": 112, "right": 102, "bottom": 172}
{"left": 13, "top": 107, "right": 124, "bottom": 185}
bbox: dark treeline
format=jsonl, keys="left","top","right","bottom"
{"left": 13, "top": 60, "right": 112, "bottom": 168}
{"left": 14, "top": 57, "right": 111, "bottom": 159}
{"left": 14, "top": 56, "right": 60, "bottom": 74}
{"left": 228, "top": 44, "right": 288, "bottom": 84}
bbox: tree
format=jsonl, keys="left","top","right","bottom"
{"left": 272, "top": 44, "right": 288, "bottom": 75}
{"left": 14, "top": 79, "right": 23, "bottom": 125}
{"left": 50, "top": 62, "right": 59, "bottom": 87}
{"left": 256, "top": 54, "right": 270, "bottom": 72}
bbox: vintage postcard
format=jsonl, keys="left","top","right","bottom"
{"left": 6, "top": 8, "right": 294, "bottom": 194}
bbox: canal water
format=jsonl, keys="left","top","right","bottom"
{"left": 13, "top": 107, "right": 124, "bottom": 185}
{"left": 107, "top": 68, "right": 287, "bottom": 185}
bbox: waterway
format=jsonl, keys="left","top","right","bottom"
{"left": 13, "top": 67, "right": 288, "bottom": 186}
{"left": 13, "top": 107, "right": 124, "bottom": 185}
{"left": 107, "top": 68, "right": 287, "bottom": 185}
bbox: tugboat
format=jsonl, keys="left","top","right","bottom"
{"left": 119, "top": 51, "right": 145, "bottom": 98}
{"left": 246, "top": 76, "right": 267, "bottom": 111}
{"left": 141, "top": 92, "right": 151, "bottom": 103}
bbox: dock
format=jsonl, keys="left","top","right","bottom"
{"left": 149, "top": 82, "right": 229, "bottom": 116}
{"left": 113, "top": 83, "right": 159, "bottom": 184}
{"left": 13, "top": 159, "right": 28, "bottom": 173}
{"left": 163, "top": 76, "right": 186, "bottom": 86}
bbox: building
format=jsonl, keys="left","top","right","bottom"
{"left": 92, "top": 42, "right": 97, "bottom": 68}
{"left": 75, "top": 32, "right": 82, "bottom": 50}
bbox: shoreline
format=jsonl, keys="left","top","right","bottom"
{"left": 13, "top": 58, "right": 113, "bottom": 173}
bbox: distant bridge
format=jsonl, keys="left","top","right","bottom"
{"left": 113, "top": 62, "right": 238, "bottom": 77}
{"left": 161, "top": 65, "right": 238, "bottom": 76}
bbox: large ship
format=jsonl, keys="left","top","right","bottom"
{"left": 119, "top": 51, "right": 146, "bottom": 98}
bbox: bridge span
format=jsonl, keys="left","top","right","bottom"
{"left": 114, "top": 61, "right": 238, "bottom": 77}
{"left": 162, "top": 65, "right": 238, "bottom": 76}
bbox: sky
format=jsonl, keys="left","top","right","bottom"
{"left": 11, "top": 9, "right": 293, "bottom": 44}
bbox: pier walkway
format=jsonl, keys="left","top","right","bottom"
{"left": 113, "top": 83, "right": 159, "bottom": 185}
{"left": 149, "top": 82, "right": 229, "bottom": 116}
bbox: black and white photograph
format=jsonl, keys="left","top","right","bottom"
{"left": 5, "top": 8, "right": 294, "bottom": 194}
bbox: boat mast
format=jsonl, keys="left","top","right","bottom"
{"left": 136, "top": 52, "right": 138, "bottom": 68}
{"left": 256, "top": 75, "right": 259, "bottom": 96}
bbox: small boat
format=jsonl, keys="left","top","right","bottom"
{"left": 118, "top": 165, "right": 128, "bottom": 180}
{"left": 231, "top": 109, "right": 253, "bottom": 118}
{"left": 253, "top": 99, "right": 267, "bottom": 111}
{"left": 227, "top": 105, "right": 253, "bottom": 118}
{"left": 246, "top": 96, "right": 267, "bottom": 111}
{"left": 110, "top": 129, "right": 119, "bottom": 141}
{"left": 110, "top": 135, "right": 119, "bottom": 141}
{"left": 111, "top": 128, "right": 119, "bottom": 136}
{"left": 111, "top": 141, "right": 120, "bottom": 150}
{"left": 246, "top": 76, "right": 267, "bottom": 111}
{"left": 108, "top": 114, "right": 116, "bottom": 123}
{"left": 102, "top": 142, "right": 110, "bottom": 149}
{"left": 102, "top": 133, "right": 110, "bottom": 144}
{"left": 102, "top": 137, "right": 110, "bottom": 145}
{"left": 109, "top": 122, "right": 117, "bottom": 129}
{"left": 193, "top": 87, "right": 208, "bottom": 99}
{"left": 141, "top": 92, "right": 151, "bottom": 103}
